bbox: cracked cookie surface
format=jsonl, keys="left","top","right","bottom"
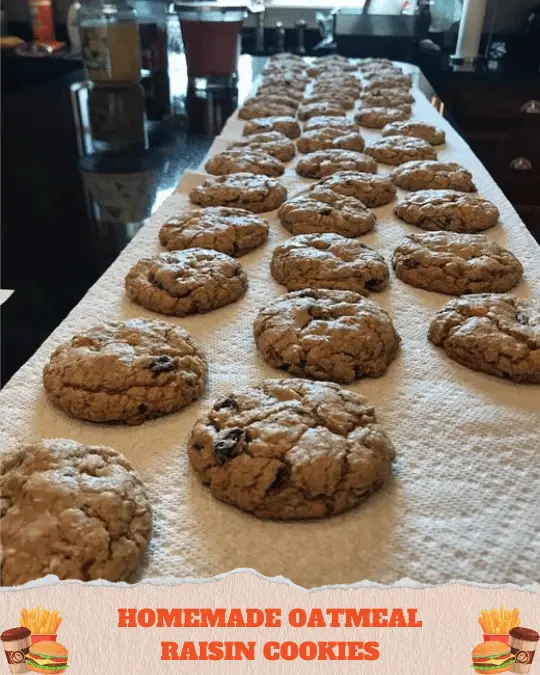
{"left": 238, "top": 101, "right": 296, "bottom": 120}
{"left": 43, "top": 318, "right": 207, "bottom": 424}
{"left": 188, "top": 378, "right": 396, "bottom": 520}
{"left": 355, "top": 106, "right": 411, "bottom": 128}
{"left": 0, "top": 438, "right": 152, "bottom": 584}
{"left": 393, "top": 232, "right": 523, "bottom": 295}
{"left": 159, "top": 207, "right": 269, "bottom": 257}
{"left": 297, "top": 101, "right": 347, "bottom": 121}
{"left": 391, "top": 160, "right": 476, "bottom": 192}
{"left": 382, "top": 120, "right": 445, "bottom": 145}
{"left": 359, "top": 89, "right": 414, "bottom": 108}
{"left": 279, "top": 188, "right": 376, "bottom": 237}
{"left": 394, "top": 190, "right": 499, "bottom": 233}
{"left": 205, "top": 149, "right": 284, "bottom": 177}
{"left": 313, "top": 171, "right": 396, "bottom": 207}
{"left": 365, "top": 135, "right": 437, "bottom": 165}
{"left": 301, "top": 93, "right": 355, "bottom": 110}
{"left": 297, "top": 128, "right": 366, "bottom": 154}
{"left": 428, "top": 294, "right": 540, "bottom": 383}
{"left": 296, "top": 149, "right": 377, "bottom": 178}
{"left": 243, "top": 116, "right": 301, "bottom": 139}
{"left": 271, "top": 233, "right": 389, "bottom": 294}
{"left": 228, "top": 131, "right": 296, "bottom": 162}
{"left": 254, "top": 289, "right": 400, "bottom": 383}
{"left": 189, "top": 173, "right": 287, "bottom": 213}
{"left": 303, "top": 116, "right": 358, "bottom": 133}
{"left": 125, "top": 249, "right": 247, "bottom": 316}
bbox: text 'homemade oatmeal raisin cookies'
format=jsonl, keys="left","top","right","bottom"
{"left": 1, "top": 438, "right": 152, "bottom": 585}
{"left": 125, "top": 249, "right": 247, "bottom": 317}
{"left": 271, "top": 233, "right": 389, "bottom": 294}
{"left": 254, "top": 289, "right": 400, "bottom": 383}
{"left": 188, "top": 378, "right": 396, "bottom": 519}
{"left": 428, "top": 294, "right": 540, "bottom": 383}
{"left": 43, "top": 318, "right": 207, "bottom": 424}
{"left": 392, "top": 232, "right": 523, "bottom": 295}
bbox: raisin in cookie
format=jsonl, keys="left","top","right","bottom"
{"left": 297, "top": 129, "right": 366, "bottom": 154}
{"left": 125, "top": 249, "right": 247, "bottom": 317}
{"left": 228, "top": 131, "right": 296, "bottom": 162}
{"left": 314, "top": 171, "right": 396, "bottom": 207}
{"left": 297, "top": 101, "right": 347, "bottom": 121}
{"left": 302, "top": 93, "right": 355, "bottom": 110}
{"left": 296, "top": 149, "right": 377, "bottom": 178}
{"left": 271, "top": 233, "right": 389, "bottom": 294}
{"left": 395, "top": 190, "right": 499, "bottom": 233}
{"left": 279, "top": 188, "right": 376, "bottom": 237}
{"left": 428, "top": 294, "right": 540, "bottom": 383}
{"left": 359, "top": 89, "right": 415, "bottom": 108}
{"left": 0, "top": 438, "right": 152, "bottom": 585}
{"left": 254, "top": 289, "right": 400, "bottom": 383}
{"left": 43, "top": 318, "right": 207, "bottom": 425}
{"left": 190, "top": 173, "right": 287, "bottom": 213}
{"left": 365, "top": 135, "right": 437, "bottom": 165}
{"left": 205, "top": 149, "right": 284, "bottom": 178}
{"left": 391, "top": 160, "right": 477, "bottom": 192}
{"left": 393, "top": 232, "right": 523, "bottom": 295}
{"left": 382, "top": 120, "right": 445, "bottom": 145}
{"left": 188, "top": 378, "right": 395, "bottom": 520}
{"left": 159, "top": 207, "right": 269, "bottom": 257}
{"left": 243, "top": 116, "right": 301, "bottom": 139}
{"left": 304, "top": 116, "right": 358, "bottom": 133}
{"left": 355, "top": 106, "right": 411, "bottom": 128}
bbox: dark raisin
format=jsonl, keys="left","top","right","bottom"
{"left": 149, "top": 355, "right": 176, "bottom": 374}
{"left": 516, "top": 312, "right": 529, "bottom": 325}
{"left": 320, "top": 208, "right": 334, "bottom": 215}
{"left": 402, "top": 257, "right": 420, "bottom": 269}
{"left": 269, "top": 466, "right": 290, "bottom": 490}
{"left": 365, "top": 278, "right": 382, "bottom": 291}
{"left": 213, "top": 428, "right": 250, "bottom": 465}
{"left": 214, "top": 395, "right": 239, "bottom": 411}
{"left": 138, "top": 403, "right": 148, "bottom": 414}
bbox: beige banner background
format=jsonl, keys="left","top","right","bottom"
{"left": 1, "top": 573, "right": 539, "bottom": 674}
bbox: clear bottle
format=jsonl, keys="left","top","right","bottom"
{"left": 79, "top": 0, "right": 142, "bottom": 87}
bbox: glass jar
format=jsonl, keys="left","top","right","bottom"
{"left": 79, "top": 0, "right": 142, "bottom": 87}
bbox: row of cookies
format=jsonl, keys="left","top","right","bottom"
{"left": 2, "top": 57, "right": 536, "bottom": 586}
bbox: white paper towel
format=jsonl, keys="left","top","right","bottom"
{"left": 1, "top": 65, "right": 539, "bottom": 587}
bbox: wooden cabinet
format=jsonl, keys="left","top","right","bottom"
{"left": 439, "top": 78, "right": 540, "bottom": 242}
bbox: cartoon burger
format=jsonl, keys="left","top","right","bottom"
{"left": 472, "top": 641, "right": 515, "bottom": 673}
{"left": 25, "top": 641, "right": 68, "bottom": 673}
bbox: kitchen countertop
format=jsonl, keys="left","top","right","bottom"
{"left": 0, "top": 50, "right": 496, "bottom": 387}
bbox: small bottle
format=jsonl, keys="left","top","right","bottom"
{"left": 79, "top": 0, "right": 142, "bottom": 87}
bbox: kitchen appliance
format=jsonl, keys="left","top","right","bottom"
{"left": 171, "top": 0, "right": 263, "bottom": 90}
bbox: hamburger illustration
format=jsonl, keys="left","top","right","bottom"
{"left": 25, "top": 641, "right": 68, "bottom": 673}
{"left": 472, "top": 640, "right": 515, "bottom": 673}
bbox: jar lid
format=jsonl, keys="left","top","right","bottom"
{"left": 172, "top": 0, "right": 263, "bottom": 13}
{"left": 1, "top": 627, "right": 31, "bottom": 641}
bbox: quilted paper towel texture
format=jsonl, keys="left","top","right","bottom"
{"left": 1, "top": 66, "right": 539, "bottom": 587}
